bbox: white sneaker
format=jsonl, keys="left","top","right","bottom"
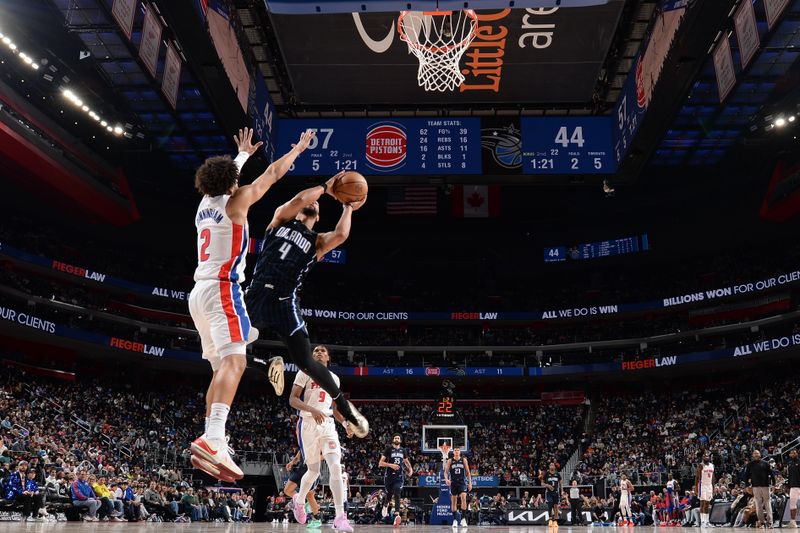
{"left": 191, "top": 435, "right": 244, "bottom": 480}
{"left": 461, "top": 518, "right": 468, "bottom": 527}
{"left": 790, "top": 522, "right": 798, "bottom": 529}
{"left": 452, "top": 519, "right": 459, "bottom": 528}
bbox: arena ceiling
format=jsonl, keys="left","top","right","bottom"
{"left": 2, "top": 0, "right": 798, "bottom": 182}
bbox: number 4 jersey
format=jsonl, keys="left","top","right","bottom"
{"left": 250, "top": 219, "right": 318, "bottom": 297}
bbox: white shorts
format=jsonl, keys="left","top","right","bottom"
{"left": 189, "top": 279, "right": 258, "bottom": 370}
{"left": 297, "top": 416, "right": 340, "bottom": 463}
{"left": 790, "top": 487, "right": 800, "bottom": 511}
{"left": 620, "top": 495, "right": 631, "bottom": 511}
{"left": 700, "top": 485, "right": 713, "bottom": 502}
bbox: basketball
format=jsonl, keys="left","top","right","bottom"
{"left": 332, "top": 171, "right": 368, "bottom": 204}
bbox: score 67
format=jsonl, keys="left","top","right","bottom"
{"left": 303, "top": 128, "right": 334, "bottom": 150}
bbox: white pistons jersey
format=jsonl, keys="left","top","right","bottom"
{"left": 193, "top": 194, "right": 249, "bottom": 283}
{"left": 701, "top": 463, "right": 714, "bottom": 486}
{"left": 294, "top": 370, "right": 340, "bottom": 419}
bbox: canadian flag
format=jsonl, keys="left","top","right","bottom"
{"left": 452, "top": 185, "right": 501, "bottom": 218}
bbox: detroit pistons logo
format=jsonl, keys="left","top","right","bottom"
{"left": 365, "top": 122, "right": 407, "bottom": 171}
{"left": 425, "top": 367, "right": 441, "bottom": 376}
{"left": 328, "top": 441, "right": 338, "bottom": 450}
{"left": 635, "top": 57, "right": 647, "bottom": 109}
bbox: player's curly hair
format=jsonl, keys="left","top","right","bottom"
{"left": 194, "top": 155, "right": 239, "bottom": 196}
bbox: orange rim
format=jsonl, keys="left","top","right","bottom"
{"left": 398, "top": 10, "right": 477, "bottom": 54}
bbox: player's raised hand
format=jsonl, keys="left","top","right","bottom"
{"left": 234, "top": 127, "right": 263, "bottom": 155}
{"left": 345, "top": 423, "right": 354, "bottom": 439}
{"left": 292, "top": 129, "right": 316, "bottom": 154}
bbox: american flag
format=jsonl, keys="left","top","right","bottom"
{"left": 386, "top": 186, "right": 438, "bottom": 216}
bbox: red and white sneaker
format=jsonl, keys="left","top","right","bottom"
{"left": 190, "top": 455, "right": 236, "bottom": 483}
{"left": 393, "top": 514, "right": 402, "bottom": 526}
{"left": 334, "top": 514, "right": 354, "bottom": 532}
{"left": 291, "top": 494, "right": 307, "bottom": 525}
{"left": 190, "top": 435, "right": 243, "bottom": 481}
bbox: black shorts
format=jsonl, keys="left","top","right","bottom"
{"left": 451, "top": 483, "right": 467, "bottom": 495}
{"left": 245, "top": 287, "right": 306, "bottom": 339}
{"left": 287, "top": 462, "right": 307, "bottom": 486}
{"left": 287, "top": 463, "right": 316, "bottom": 488}
{"left": 546, "top": 492, "right": 559, "bottom": 506}
{"left": 385, "top": 478, "right": 404, "bottom": 494}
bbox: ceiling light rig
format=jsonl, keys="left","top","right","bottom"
{"left": 62, "top": 88, "right": 126, "bottom": 137}
{"left": 0, "top": 27, "right": 129, "bottom": 139}
{"left": 0, "top": 30, "right": 39, "bottom": 70}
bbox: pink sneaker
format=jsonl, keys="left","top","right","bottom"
{"left": 292, "top": 494, "right": 307, "bottom": 524}
{"left": 334, "top": 514, "right": 354, "bottom": 532}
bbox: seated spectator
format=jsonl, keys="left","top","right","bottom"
{"left": 70, "top": 470, "right": 100, "bottom": 521}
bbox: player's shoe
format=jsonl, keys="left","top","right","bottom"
{"left": 788, "top": 521, "right": 797, "bottom": 528}
{"left": 190, "top": 435, "right": 244, "bottom": 480}
{"left": 343, "top": 401, "right": 369, "bottom": 438}
{"left": 393, "top": 514, "right": 402, "bottom": 526}
{"left": 461, "top": 517, "right": 468, "bottom": 527}
{"left": 249, "top": 355, "right": 285, "bottom": 395}
{"left": 306, "top": 518, "right": 322, "bottom": 529}
{"left": 452, "top": 519, "right": 459, "bottom": 529}
{"left": 334, "top": 514, "right": 354, "bottom": 532}
{"left": 190, "top": 454, "right": 237, "bottom": 483}
{"left": 291, "top": 494, "right": 307, "bottom": 525}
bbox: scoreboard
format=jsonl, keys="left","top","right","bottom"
{"left": 521, "top": 117, "right": 615, "bottom": 174}
{"left": 544, "top": 234, "right": 650, "bottom": 263}
{"left": 277, "top": 118, "right": 482, "bottom": 176}
{"left": 276, "top": 117, "right": 618, "bottom": 176}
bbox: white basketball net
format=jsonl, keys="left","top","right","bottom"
{"left": 398, "top": 10, "right": 478, "bottom": 92}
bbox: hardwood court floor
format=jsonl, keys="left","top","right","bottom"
{"left": 0, "top": 523, "right": 761, "bottom": 532}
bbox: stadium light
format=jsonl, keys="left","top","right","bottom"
{"left": 789, "top": 116, "right": 796, "bottom": 123}
{"left": 775, "top": 118, "right": 786, "bottom": 127}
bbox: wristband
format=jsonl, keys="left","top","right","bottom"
{"left": 320, "top": 183, "right": 328, "bottom": 194}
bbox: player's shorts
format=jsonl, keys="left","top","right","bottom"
{"left": 244, "top": 286, "right": 306, "bottom": 339}
{"left": 287, "top": 462, "right": 309, "bottom": 486}
{"left": 546, "top": 491, "right": 559, "bottom": 506}
{"left": 619, "top": 495, "right": 631, "bottom": 509}
{"left": 385, "top": 477, "right": 404, "bottom": 495}
{"left": 189, "top": 280, "right": 258, "bottom": 369}
{"left": 296, "top": 415, "right": 340, "bottom": 462}
{"left": 451, "top": 482, "right": 467, "bottom": 496}
{"left": 699, "top": 485, "right": 713, "bottom": 502}
{"left": 789, "top": 487, "right": 800, "bottom": 511}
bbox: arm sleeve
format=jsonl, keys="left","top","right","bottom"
{"left": 233, "top": 152, "right": 250, "bottom": 172}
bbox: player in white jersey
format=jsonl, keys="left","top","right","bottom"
{"left": 695, "top": 455, "right": 715, "bottom": 527}
{"left": 189, "top": 127, "right": 314, "bottom": 482}
{"left": 289, "top": 345, "right": 354, "bottom": 532}
{"left": 619, "top": 474, "right": 634, "bottom": 526}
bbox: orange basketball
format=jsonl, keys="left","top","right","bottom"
{"left": 332, "top": 171, "right": 368, "bottom": 203}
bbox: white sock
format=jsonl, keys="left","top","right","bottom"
{"left": 297, "top": 462, "right": 320, "bottom": 503}
{"left": 326, "top": 454, "right": 345, "bottom": 517}
{"left": 702, "top": 513, "right": 709, "bottom": 524}
{"left": 204, "top": 417, "right": 210, "bottom": 435}
{"left": 207, "top": 403, "right": 230, "bottom": 441}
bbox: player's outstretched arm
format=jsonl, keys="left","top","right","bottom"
{"left": 227, "top": 129, "right": 314, "bottom": 221}
{"left": 268, "top": 173, "right": 340, "bottom": 229}
{"left": 315, "top": 198, "right": 366, "bottom": 261}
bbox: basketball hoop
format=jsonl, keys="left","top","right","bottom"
{"left": 398, "top": 10, "right": 478, "bottom": 92}
{"left": 438, "top": 443, "right": 451, "bottom": 462}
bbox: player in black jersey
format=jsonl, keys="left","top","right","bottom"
{"left": 244, "top": 175, "right": 369, "bottom": 438}
{"left": 786, "top": 449, "right": 800, "bottom": 527}
{"left": 444, "top": 447, "right": 472, "bottom": 529}
{"left": 542, "top": 463, "right": 562, "bottom": 528}
{"left": 378, "top": 435, "right": 413, "bottom": 525}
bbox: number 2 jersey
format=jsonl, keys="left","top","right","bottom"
{"left": 193, "top": 194, "right": 249, "bottom": 283}
{"left": 249, "top": 219, "right": 317, "bottom": 297}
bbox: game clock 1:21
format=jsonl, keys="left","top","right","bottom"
{"left": 521, "top": 117, "right": 617, "bottom": 174}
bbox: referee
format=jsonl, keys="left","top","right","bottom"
{"left": 745, "top": 450, "right": 774, "bottom": 528}
{"left": 787, "top": 449, "right": 800, "bottom": 528}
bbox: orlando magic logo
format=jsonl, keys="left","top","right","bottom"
{"left": 481, "top": 124, "right": 522, "bottom": 170}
